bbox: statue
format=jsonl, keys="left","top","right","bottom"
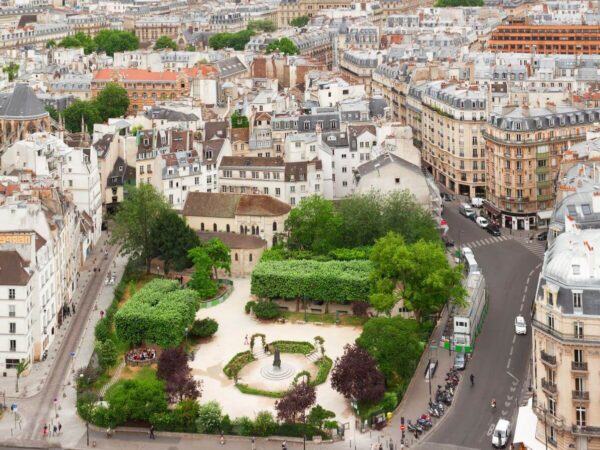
{"left": 273, "top": 348, "right": 281, "bottom": 369}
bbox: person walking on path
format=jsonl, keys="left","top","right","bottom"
{"left": 282, "top": 440, "right": 287, "bottom": 450}
{"left": 220, "top": 432, "right": 225, "bottom": 445}
{"left": 149, "top": 425, "right": 155, "bottom": 439}
{"left": 244, "top": 335, "right": 249, "bottom": 345}
{"left": 53, "top": 425, "right": 57, "bottom": 436}
{"left": 251, "top": 436, "right": 256, "bottom": 450}
{"left": 58, "top": 422, "right": 62, "bottom": 435}
{"left": 43, "top": 425, "right": 48, "bottom": 438}
{"left": 470, "top": 373, "right": 475, "bottom": 386}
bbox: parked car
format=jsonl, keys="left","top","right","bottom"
{"left": 441, "top": 192, "right": 453, "bottom": 202}
{"left": 471, "top": 197, "right": 484, "bottom": 208}
{"left": 492, "top": 419, "right": 511, "bottom": 448}
{"left": 515, "top": 315, "right": 527, "bottom": 335}
{"left": 459, "top": 203, "right": 476, "bottom": 219}
{"left": 486, "top": 223, "right": 501, "bottom": 236}
{"left": 453, "top": 352, "right": 466, "bottom": 370}
{"left": 537, "top": 231, "right": 548, "bottom": 241}
{"left": 475, "top": 216, "right": 489, "bottom": 228}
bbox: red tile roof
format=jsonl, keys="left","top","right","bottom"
{"left": 93, "top": 68, "right": 178, "bottom": 82}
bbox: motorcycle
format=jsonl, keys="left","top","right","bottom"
{"left": 41, "top": 349, "right": 48, "bottom": 361}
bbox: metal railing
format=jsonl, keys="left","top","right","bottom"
{"left": 572, "top": 390, "right": 589, "bottom": 401}
{"left": 540, "top": 351, "right": 556, "bottom": 365}
{"left": 542, "top": 378, "right": 557, "bottom": 394}
{"left": 571, "top": 361, "right": 588, "bottom": 371}
{"left": 572, "top": 425, "right": 600, "bottom": 436}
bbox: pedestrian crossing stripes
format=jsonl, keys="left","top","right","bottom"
{"left": 462, "top": 234, "right": 546, "bottom": 259}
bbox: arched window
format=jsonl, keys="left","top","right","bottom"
{"left": 235, "top": 253, "right": 239, "bottom": 261}
{"left": 251, "top": 226, "right": 256, "bottom": 235}
{"left": 245, "top": 226, "right": 248, "bottom": 234}
{"left": 273, "top": 221, "right": 277, "bottom": 231}
{"left": 249, "top": 254, "right": 253, "bottom": 262}
{"left": 240, "top": 225, "right": 244, "bottom": 234}
{"left": 213, "top": 223, "right": 217, "bottom": 232}
{"left": 201, "top": 223, "right": 205, "bottom": 231}
{"left": 273, "top": 236, "right": 277, "bottom": 246}
{"left": 226, "top": 224, "right": 230, "bottom": 232}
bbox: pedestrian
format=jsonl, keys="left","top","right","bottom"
{"left": 149, "top": 425, "right": 155, "bottom": 439}
{"left": 470, "top": 373, "right": 474, "bottom": 387}
{"left": 106, "top": 427, "right": 112, "bottom": 439}
{"left": 72, "top": 304, "right": 76, "bottom": 314}
{"left": 220, "top": 431, "right": 225, "bottom": 445}
{"left": 244, "top": 335, "right": 249, "bottom": 345}
{"left": 251, "top": 436, "right": 256, "bottom": 450}
{"left": 282, "top": 440, "right": 287, "bottom": 450}
{"left": 379, "top": 444, "right": 383, "bottom": 450}
{"left": 58, "top": 422, "right": 62, "bottom": 435}
{"left": 53, "top": 425, "right": 57, "bottom": 436}
{"left": 43, "top": 425, "right": 48, "bottom": 438}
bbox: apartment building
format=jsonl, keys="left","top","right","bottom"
{"left": 339, "top": 50, "right": 381, "bottom": 95}
{"left": 420, "top": 81, "right": 487, "bottom": 199}
{"left": 484, "top": 105, "right": 600, "bottom": 230}
{"left": 91, "top": 69, "right": 190, "bottom": 115}
{"left": 276, "top": 0, "right": 351, "bottom": 28}
{"left": 67, "top": 14, "right": 112, "bottom": 37}
{"left": 134, "top": 16, "right": 182, "bottom": 42}
{"left": 488, "top": 18, "right": 600, "bottom": 55}
{"left": 532, "top": 226, "right": 600, "bottom": 450}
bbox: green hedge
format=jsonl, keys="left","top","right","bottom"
{"left": 312, "top": 356, "right": 332, "bottom": 385}
{"left": 114, "top": 279, "right": 200, "bottom": 347}
{"left": 251, "top": 260, "right": 371, "bottom": 303}
{"left": 223, "top": 351, "right": 255, "bottom": 378}
{"left": 190, "top": 318, "right": 219, "bottom": 338}
{"left": 269, "top": 340, "right": 314, "bottom": 355}
{"left": 252, "top": 301, "right": 281, "bottom": 320}
{"left": 236, "top": 384, "right": 286, "bottom": 398}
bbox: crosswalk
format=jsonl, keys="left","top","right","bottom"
{"left": 462, "top": 234, "right": 546, "bottom": 259}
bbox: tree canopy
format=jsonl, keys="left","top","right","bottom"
{"left": 154, "top": 35, "right": 178, "bottom": 51}
{"left": 188, "top": 246, "right": 219, "bottom": 299}
{"left": 94, "top": 82, "right": 129, "bottom": 121}
{"left": 231, "top": 111, "right": 249, "bottom": 128}
{"left": 289, "top": 16, "right": 310, "bottom": 27}
{"left": 435, "top": 0, "right": 483, "bottom": 5}
{"left": 247, "top": 20, "right": 276, "bottom": 32}
{"left": 330, "top": 344, "right": 385, "bottom": 402}
{"left": 356, "top": 316, "right": 423, "bottom": 387}
{"left": 2, "top": 62, "right": 19, "bottom": 82}
{"left": 370, "top": 232, "right": 466, "bottom": 321}
{"left": 266, "top": 38, "right": 299, "bottom": 55}
{"left": 157, "top": 348, "right": 202, "bottom": 403}
{"left": 45, "top": 105, "right": 59, "bottom": 122}
{"left": 94, "top": 30, "right": 139, "bottom": 56}
{"left": 149, "top": 209, "right": 200, "bottom": 272}
{"left": 275, "top": 382, "right": 316, "bottom": 423}
{"left": 204, "top": 238, "right": 231, "bottom": 279}
{"left": 208, "top": 30, "right": 254, "bottom": 51}
{"left": 105, "top": 376, "right": 167, "bottom": 425}
{"left": 110, "top": 183, "right": 169, "bottom": 272}
{"left": 63, "top": 100, "right": 101, "bottom": 133}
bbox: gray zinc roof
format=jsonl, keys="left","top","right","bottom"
{"left": 0, "top": 84, "right": 48, "bottom": 120}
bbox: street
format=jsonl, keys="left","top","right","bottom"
{"left": 420, "top": 198, "right": 542, "bottom": 449}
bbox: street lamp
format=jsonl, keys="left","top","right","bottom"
{"left": 86, "top": 421, "right": 89, "bottom": 447}
{"left": 303, "top": 294, "right": 308, "bottom": 322}
{"left": 303, "top": 410, "right": 307, "bottom": 450}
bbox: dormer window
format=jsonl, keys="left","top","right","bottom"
{"left": 573, "top": 265, "right": 581, "bottom": 276}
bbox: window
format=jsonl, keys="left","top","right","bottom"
{"left": 315, "top": 184, "right": 320, "bottom": 192}
{"left": 200, "top": 223, "right": 205, "bottom": 231}
{"left": 574, "top": 321, "right": 584, "bottom": 339}
{"left": 252, "top": 171, "right": 259, "bottom": 179}
{"left": 9, "top": 289, "right": 15, "bottom": 299}
{"left": 273, "top": 222, "right": 277, "bottom": 231}
{"left": 582, "top": 204, "right": 592, "bottom": 215}
{"left": 342, "top": 167, "right": 347, "bottom": 173}
{"left": 575, "top": 377, "right": 585, "bottom": 392}
{"left": 195, "top": 177, "right": 200, "bottom": 185}
{"left": 240, "top": 171, "right": 247, "bottom": 178}
{"left": 226, "top": 224, "right": 230, "bottom": 233}
{"left": 290, "top": 186, "right": 295, "bottom": 193}
{"left": 213, "top": 223, "right": 217, "bottom": 232}
{"left": 548, "top": 397, "right": 556, "bottom": 416}
{"left": 576, "top": 407, "right": 586, "bottom": 427}
{"left": 572, "top": 265, "right": 581, "bottom": 275}
{"left": 342, "top": 181, "right": 348, "bottom": 187}
{"left": 573, "top": 292, "right": 582, "bottom": 311}
{"left": 275, "top": 188, "right": 281, "bottom": 196}
{"left": 547, "top": 314, "right": 555, "bottom": 330}
{"left": 547, "top": 291, "right": 554, "bottom": 305}
{"left": 290, "top": 197, "right": 296, "bottom": 206}
{"left": 263, "top": 187, "right": 269, "bottom": 195}
{"left": 235, "top": 253, "right": 238, "bottom": 261}
{"left": 5, "top": 359, "right": 19, "bottom": 369}
{"left": 223, "top": 170, "right": 232, "bottom": 178}
{"left": 9, "top": 340, "right": 16, "bottom": 352}
{"left": 9, "top": 322, "right": 15, "bottom": 334}
{"left": 9, "top": 305, "right": 15, "bottom": 317}
{"left": 249, "top": 254, "right": 253, "bottom": 262}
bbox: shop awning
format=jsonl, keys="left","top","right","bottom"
{"left": 483, "top": 200, "right": 501, "bottom": 216}
{"left": 537, "top": 210, "right": 553, "bottom": 221}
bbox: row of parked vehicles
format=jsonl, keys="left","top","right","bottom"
{"left": 459, "top": 202, "right": 501, "bottom": 236}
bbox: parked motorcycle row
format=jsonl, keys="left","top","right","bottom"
{"left": 406, "top": 368, "right": 460, "bottom": 438}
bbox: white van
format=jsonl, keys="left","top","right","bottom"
{"left": 471, "top": 197, "right": 484, "bottom": 208}
{"left": 459, "top": 203, "right": 475, "bottom": 219}
{"left": 492, "top": 419, "right": 511, "bottom": 448}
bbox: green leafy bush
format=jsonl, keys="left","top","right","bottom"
{"left": 223, "top": 351, "right": 255, "bottom": 378}
{"left": 254, "top": 411, "right": 277, "bottom": 436}
{"left": 312, "top": 356, "right": 332, "bottom": 385}
{"left": 95, "top": 318, "right": 111, "bottom": 343}
{"left": 114, "top": 279, "right": 200, "bottom": 347}
{"left": 232, "top": 416, "right": 255, "bottom": 436}
{"left": 151, "top": 399, "right": 200, "bottom": 432}
{"left": 236, "top": 384, "right": 286, "bottom": 398}
{"left": 190, "top": 318, "right": 219, "bottom": 338}
{"left": 251, "top": 260, "right": 371, "bottom": 303}
{"left": 245, "top": 301, "right": 256, "bottom": 314}
{"left": 96, "top": 339, "right": 118, "bottom": 370}
{"left": 196, "top": 401, "right": 223, "bottom": 434}
{"left": 275, "top": 423, "right": 327, "bottom": 439}
{"left": 105, "top": 376, "right": 167, "bottom": 425}
{"left": 269, "top": 340, "right": 313, "bottom": 355}
{"left": 252, "top": 301, "right": 281, "bottom": 320}
{"left": 328, "top": 247, "right": 371, "bottom": 260}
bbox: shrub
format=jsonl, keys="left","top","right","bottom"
{"left": 96, "top": 339, "right": 118, "bottom": 370}
{"left": 105, "top": 377, "right": 168, "bottom": 425}
{"left": 190, "top": 318, "right": 219, "bottom": 338}
{"left": 251, "top": 260, "right": 371, "bottom": 303}
{"left": 328, "top": 247, "right": 371, "bottom": 260}
{"left": 232, "top": 416, "right": 254, "bottom": 436}
{"left": 312, "top": 356, "right": 332, "bottom": 385}
{"left": 269, "top": 340, "right": 313, "bottom": 355}
{"left": 275, "top": 423, "right": 326, "bottom": 439}
{"left": 151, "top": 400, "right": 199, "bottom": 432}
{"left": 236, "top": 384, "right": 286, "bottom": 398}
{"left": 252, "top": 301, "right": 281, "bottom": 320}
{"left": 245, "top": 301, "right": 256, "bottom": 314}
{"left": 351, "top": 301, "right": 369, "bottom": 317}
{"left": 114, "top": 279, "right": 200, "bottom": 347}
{"left": 254, "top": 411, "right": 277, "bottom": 437}
{"left": 223, "top": 351, "right": 255, "bottom": 379}
{"left": 196, "top": 401, "right": 223, "bottom": 434}
{"left": 95, "top": 318, "right": 111, "bottom": 343}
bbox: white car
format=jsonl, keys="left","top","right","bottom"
{"left": 475, "top": 216, "right": 489, "bottom": 228}
{"left": 515, "top": 315, "right": 527, "bottom": 335}
{"left": 492, "top": 419, "right": 511, "bottom": 448}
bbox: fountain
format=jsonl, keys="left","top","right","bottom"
{"left": 260, "top": 347, "right": 295, "bottom": 380}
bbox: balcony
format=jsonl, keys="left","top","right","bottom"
{"left": 540, "top": 351, "right": 556, "bottom": 366}
{"left": 536, "top": 151, "right": 549, "bottom": 160}
{"left": 536, "top": 166, "right": 550, "bottom": 175}
{"left": 572, "top": 425, "right": 600, "bottom": 437}
{"left": 537, "top": 194, "right": 554, "bottom": 202}
{"left": 542, "top": 378, "right": 557, "bottom": 395}
{"left": 572, "top": 390, "right": 590, "bottom": 401}
{"left": 572, "top": 361, "right": 588, "bottom": 371}
{"left": 537, "top": 180, "right": 551, "bottom": 188}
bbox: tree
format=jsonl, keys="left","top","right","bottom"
{"left": 208, "top": 30, "right": 254, "bottom": 51}
{"left": 62, "top": 100, "right": 102, "bottom": 133}
{"left": 368, "top": 292, "right": 397, "bottom": 316}
{"left": 188, "top": 246, "right": 218, "bottom": 298}
{"left": 196, "top": 401, "right": 223, "bottom": 433}
{"left": 285, "top": 195, "right": 342, "bottom": 254}
{"left": 15, "top": 359, "right": 29, "bottom": 393}
{"left": 149, "top": 209, "right": 200, "bottom": 272}
{"left": 289, "top": 16, "right": 310, "bottom": 27}
{"left": 370, "top": 232, "right": 466, "bottom": 322}
{"left": 435, "top": 0, "right": 483, "bottom": 5}
{"left": 157, "top": 347, "right": 202, "bottom": 403}
{"left": 46, "top": 39, "right": 57, "bottom": 48}
{"left": 356, "top": 317, "right": 423, "bottom": 387}
{"left": 94, "top": 30, "right": 139, "bottom": 57}
{"left": 330, "top": 344, "right": 385, "bottom": 403}
{"left": 59, "top": 32, "right": 96, "bottom": 54}
{"left": 94, "top": 82, "right": 129, "bottom": 121}
{"left": 266, "top": 37, "right": 299, "bottom": 55}
{"left": 275, "top": 382, "right": 316, "bottom": 423}
{"left": 2, "top": 62, "right": 19, "bottom": 82}
{"left": 154, "top": 36, "right": 178, "bottom": 51}
{"left": 230, "top": 111, "right": 249, "bottom": 128}
{"left": 185, "top": 44, "right": 196, "bottom": 52}
{"left": 45, "top": 105, "right": 59, "bottom": 122}
{"left": 111, "top": 183, "right": 169, "bottom": 273}
{"left": 308, "top": 405, "right": 335, "bottom": 430}
{"left": 337, "top": 192, "right": 384, "bottom": 247}
{"left": 106, "top": 377, "right": 167, "bottom": 425}
{"left": 96, "top": 339, "right": 118, "bottom": 370}
{"left": 381, "top": 190, "right": 439, "bottom": 244}
{"left": 247, "top": 20, "right": 276, "bottom": 32}
{"left": 254, "top": 411, "right": 277, "bottom": 436}
{"left": 204, "top": 238, "right": 231, "bottom": 279}
{"left": 190, "top": 318, "right": 219, "bottom": 338}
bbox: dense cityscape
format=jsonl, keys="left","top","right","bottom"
{"left": 0, "top": 0, "right": 598, "bottom": 449}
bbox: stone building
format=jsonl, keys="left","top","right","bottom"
{"left": 0, "top": 84, "right": 50, "bottom": 149}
